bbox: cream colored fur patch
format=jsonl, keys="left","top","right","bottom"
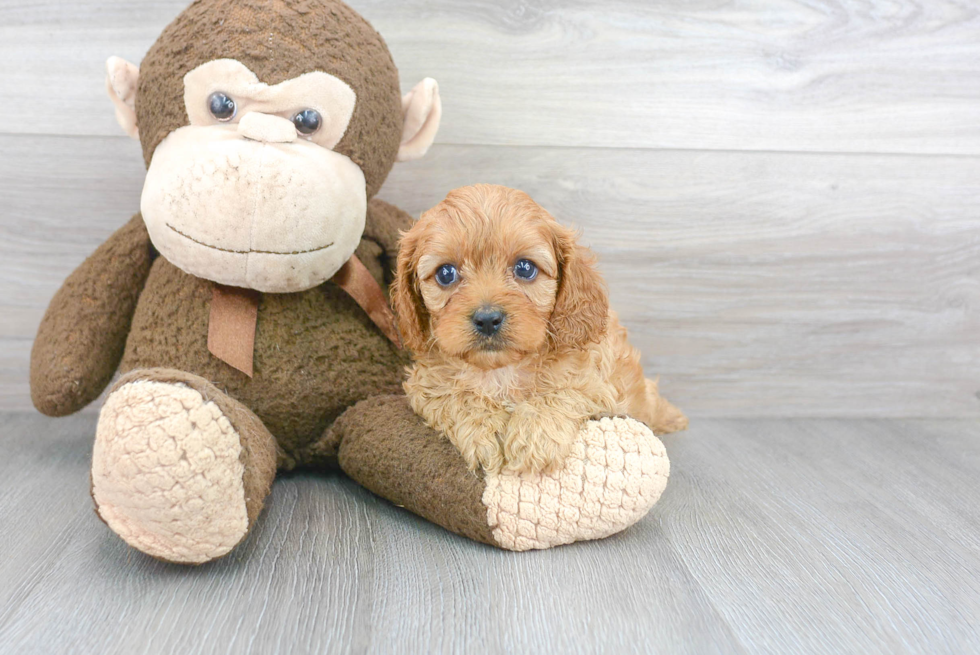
{"left": 482, "top": 417, "right": 669, "bottom": 551}
{"left": 92, "top": 380, "right": 249, "bottom": 564}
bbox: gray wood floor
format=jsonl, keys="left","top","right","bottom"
{"left": 1, "top": 413, "right": 978, "bottom": 654}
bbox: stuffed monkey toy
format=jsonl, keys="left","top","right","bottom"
{"left": 30, "top": 0, "right": 670, "bottom": 563}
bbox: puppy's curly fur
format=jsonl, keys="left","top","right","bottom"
{"left": 393, "top": 184, "right": 687, "bottom": 475}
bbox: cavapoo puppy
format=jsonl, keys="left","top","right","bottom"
{"left": 392, "top": 184, "right": 687, "bottom": 475}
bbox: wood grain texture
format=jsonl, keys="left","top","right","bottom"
{"left": 1, "top": 0, "right": 980, "bottom": 154}
{"left": 2, "top": 134, "right": 978, "bottom": 416}
{"left": 1, "top": 414, "right": 978, "bottom": 654}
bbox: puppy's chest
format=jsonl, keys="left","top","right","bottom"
{"left": 458, "top": 366, "right": 533, "bottom": 407}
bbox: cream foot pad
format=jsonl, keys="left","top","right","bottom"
{"left": 482, "top": 417, "right": 670, "bottom": 551}
{"left": 92, "top": 379, "right": 249, "bottom": 564}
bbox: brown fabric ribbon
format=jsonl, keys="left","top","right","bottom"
{"left": 207, "top": 285, "right": 260, "bottom": 377}
{"left": 331, "top": 255, "right": 403, "bottom": 349}
{"left": 208, "top": 254, "right": 401, "bottom": 376}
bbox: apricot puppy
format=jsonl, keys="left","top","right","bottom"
{"left": 393, "top": 184, "right": 687, "bottom": 475}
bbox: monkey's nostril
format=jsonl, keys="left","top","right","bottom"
{"left": 472, "top": 307, "right": 506, "bottom": 337}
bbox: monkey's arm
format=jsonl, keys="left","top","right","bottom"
{"left": 360, "top": 198, "right": 415, "bottom": 284}
{"left": 30, "top": 214, "right": 154, "bottom": 416}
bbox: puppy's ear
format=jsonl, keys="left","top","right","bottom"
{"left": 391, "top": 224, "right": 431, "bottom": 352}
{"left": 549, "top": 225, "right": 609, "bottom": 349}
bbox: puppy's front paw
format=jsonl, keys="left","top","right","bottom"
{"left": 503, "top": 405, "right": 577, "bottom": 476}
{"left": 447, "top": 421, "right": 505, "bottom": 474}
{"left": 471, "top": 438, "right": 505, "bottom": 474}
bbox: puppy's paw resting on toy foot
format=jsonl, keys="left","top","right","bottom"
{"left": 441, "top": 411, "right": 507, "bottom": 474}
{"left": 91, "top": 369, "right": 276, "bottom": 564}
{"left": 502, "top": 403, "right": 577, "bottom": 476}
{"left": 451, "top": 426, "right": 504, "bottom": 474}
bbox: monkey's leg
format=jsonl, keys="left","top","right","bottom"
{"left": 91, "top": 369, "right": 277, "bottom": 564}
{"left": 334, "top": 396, "right": 671, "bottom": 551}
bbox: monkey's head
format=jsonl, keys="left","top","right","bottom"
{"left": 105, "top": 0, "right": 441, "bottom": 293}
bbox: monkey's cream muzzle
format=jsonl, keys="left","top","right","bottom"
{"left": 138, "top": 59, "right": 367, "bottom": 293}
{"left": 141, "top": 122, "right": 366, "bottom": 293}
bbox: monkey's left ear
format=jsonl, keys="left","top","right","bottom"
{"left": 397, "top": 78, "right": 442, "bottom": 162}
{"left": 105, "top": 56, "right": 140, "bottom": 140}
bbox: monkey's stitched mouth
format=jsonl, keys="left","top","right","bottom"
{"left": 166, "top": 223, "right": 334, "bottom": 255}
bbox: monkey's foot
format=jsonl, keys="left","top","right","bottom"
{"left": 91, "top": 369, "right": 276, "bottom": 564}
{"left": 336, "top": 396, "right": 670, "bottom": 551}
{"left": 483, "top": 416, "right": 669, "bottom": 550}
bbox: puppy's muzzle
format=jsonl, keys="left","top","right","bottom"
{"left": 472, "top": 305, "right": 506, "bottom": 338}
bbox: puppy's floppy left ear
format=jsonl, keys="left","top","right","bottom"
{"left": 391, "top": 224, "right": 431, "bottom": 352}
{"left": 549, "top": 226, "right": 609, "bottom": 349}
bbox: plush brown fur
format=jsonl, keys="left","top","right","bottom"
{"left": 31, "top": 216, "right": 154, "bottom": 417}
{"left": 33, "top": 199, "right": 411, "bottom": 469}
{"left": 393, "top": 184, "right": 688, "bottom": 475}
{"left": 118, "top": 211, "right": 409, "bottom": 465}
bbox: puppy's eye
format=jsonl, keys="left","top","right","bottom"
{"left": 435, "top": 264, "right": 459, "bottom": 287}
{"left": 293, "top": 109, "right": 322, "bottom": 135}
{"left": 208, "top": 92, "right": 237, "bottom": 121}
{"left": 514, "top": 259, "right": 538, "bottom": 281}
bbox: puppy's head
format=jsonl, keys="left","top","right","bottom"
{"left": 393, "top": 184, "right": 608, "bottom": 369}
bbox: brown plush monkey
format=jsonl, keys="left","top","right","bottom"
{"left": 31, "top": 0, "right": 670, "bottom": 563}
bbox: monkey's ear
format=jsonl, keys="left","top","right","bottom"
{"left": 105, "top": 56, "right": 140, "bottom": 140}
{"left": 397, "top": 78, "right": 441, "bottom": 162}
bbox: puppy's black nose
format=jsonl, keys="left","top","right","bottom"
{"left": 472, "top": 306, "right": 505, "bottom": 337}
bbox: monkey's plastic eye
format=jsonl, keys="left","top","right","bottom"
{"left": 514, "top": 259, "right": 538, "bottom": 281}
{"left": 293, "top": 109, "right": 322, "bottom": 135}
{"left": 435, "top": 264, "right": 458, "bottom": 287}
{"left": 208, "top": 92, "right": 236, "bottom": 121}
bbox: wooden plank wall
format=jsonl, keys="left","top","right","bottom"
{"left": 1, "top": 0, "right": 978, "bottom": 417}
